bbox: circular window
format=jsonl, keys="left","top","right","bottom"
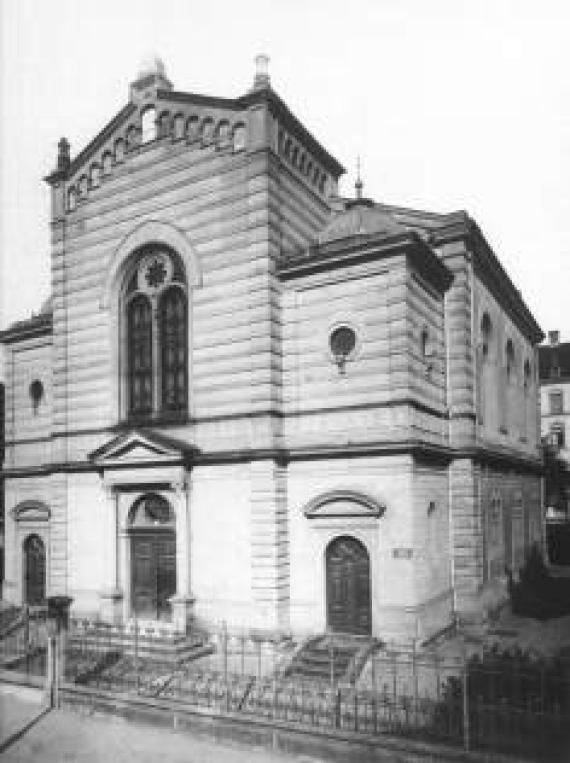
{"left": 329, "top": 325, "right": 357, "bottom": 373}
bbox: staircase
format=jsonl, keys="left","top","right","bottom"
{"left": 68, "top": 621, "right": 214, "bottom": 665}
{"left": 283, "top": 634, "right": 378, "bottom": 685}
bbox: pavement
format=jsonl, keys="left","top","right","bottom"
{"left": 0, "top": 683, "right": 325, "bottom": 763}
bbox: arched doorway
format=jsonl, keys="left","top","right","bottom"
{"left": 23, "top": 534, "right": 46, "bottom": 606}
{"left": 326, "top": 536, "right": 371, "bottom": 635}
{"left": 129, "top": 494, "right": 176, "bottom": 621}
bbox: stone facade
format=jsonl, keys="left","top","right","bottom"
{"left": 0, "top": 60, "right": 544, "bottom": 640}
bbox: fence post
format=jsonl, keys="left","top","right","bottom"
{"left": 412, "top": 640, "right": 418, "bottom": 726}
{"left": 134, "top": 617, "right": 139, "bottom": 693}
{"left": 222, "top": 622, "right": 228, "bottom": 683}
{"left": 45, "top": 633, "right": 57, "bottom": 708}
{"left": 462, "top": 658, "right": 470, "bottom": 752}
{"left": 335, "top": 687, "right": 341, "bottom": 729}
{"left": 24, "top": 605, "right": 30, "bottom": 652}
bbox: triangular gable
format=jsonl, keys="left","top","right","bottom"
{"left": 303, "top": 490, "right": 386, "bottom": 519}
{"left": 89, "top": 429, "right": 194, "bottom": 467}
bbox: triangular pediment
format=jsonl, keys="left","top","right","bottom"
{"left": 89, "top": 429, "right": 194, "bottom": 468}
{"left": 303, "top": 490, "right": 386, "bottom": 519}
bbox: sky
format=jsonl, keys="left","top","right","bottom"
{"left": 1, "top": 0, "right": 569, "bottom": 344}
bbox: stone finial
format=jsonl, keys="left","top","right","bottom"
{"left": 130, "top": 55, "right": 172, "bottom": 101}
{"left": 57, "top": 137, "right": 70, "bottom": 172}
{"left": 355, "top": 156, "right": 363, "bottom": 200}
{"left": 253, "top": 54, "right": 270, "bottom": 90}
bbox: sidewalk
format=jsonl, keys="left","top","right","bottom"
{"left": 0, "top": 684, "right": 327, "bottom": 763}
{"left": 0, "top": 684, "right": 47, "bottom": 748}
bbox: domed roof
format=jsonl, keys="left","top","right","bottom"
{"left": 317, "top": 199, "right": 405, "bottom": 245}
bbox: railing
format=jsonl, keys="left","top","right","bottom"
{"left": 0, "top": 605, "right": 49, "bottom": 677}
{"left": 3, "top": 615, "right": 568, "bottom": 760}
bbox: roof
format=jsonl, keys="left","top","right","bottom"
{"left": 0, "top": 301, "right": 53, "bottom": 344}
{"left": 45, "top": 82, "right": 345, "bottom": 186}
{"left": 539, "top": 341, "right": 570, "bottom": 383}
{"left": 317, "top": 198, "right": 406, "bottom": 244}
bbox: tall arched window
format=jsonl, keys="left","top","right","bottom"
{"left": 125, "top": 249, "right": 188, "bottom": 421}
{"left": 127, "top": 294, "right": 153, "bottom": 416}
{"left": 160, "top": 287, "right": 187, "bottom": 412}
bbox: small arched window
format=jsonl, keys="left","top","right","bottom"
{"left": 90, "top": 164, "right": 101, "bottom": 188}
{"left": 173, "top": 113, "right": 185, "bottom": 140}
{"left": 158, "top": 112, "right": 171, "bottom": 139}
{"left": 299, "top": 153, "right": 306, "bottom": 173}
{"left": 523, "top": 359, "right": 531, "bottom": 393}
{"left": 126, "top": 125, "right": 140, "bottom": 149}
{"left": 216, "top": 120, "right": 231, "bottom": 149}
{"left": 67, "top": 186, "right": 77, "bottom": 211}
{"left": 232, "top": 123, "right": 247, "bottom": 152}
{"left": 291, "top": 145, "right": 299, "bottom": 166}
{"left": 114, "top": 138, "right": 126, "bottom": 163}
{"left": 506, "top": 339, "right": 515, "bottom": 382}
{"left": 125, "top": 250, "right": 188, "bottom": 421}
{"left": 480, "top": 312, "right": 492, "bottom": 358}
{"left": 141, "top": 106, "right": 157, "bottom": 143}
{"left": 283, "top": 138, "right": 292, "bottom": 160}
{"left": 78, "top": 175, "right": 89, "bottom": 199}
{"left": 102, "top": 152, "right": 113, "bottom": 176}
{"left": 186, "top": 116, "right": 200, "bottom": 142}
{"left": 201, "top": 117, "right": 214, "bottom": 144}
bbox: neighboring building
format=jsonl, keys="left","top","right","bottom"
{"left": 0, "top": 58, "right": 544, "bottom": 640}
{"left": 0, "top": 381, "right": 4, "bottom": 596}
{"left": 539, "top": 330, "right": 570, "bottom": 517}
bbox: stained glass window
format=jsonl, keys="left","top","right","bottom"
{"left": 160, "top": 287, "right": 187, "bottom": 412}
{"left": 125, "top": 250, "right": 187, "bottom": 421}
{"left": 128, "top": 294, "right": 153, "bottom": 416}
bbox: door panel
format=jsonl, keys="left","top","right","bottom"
{"left": 131, "top": 532, "right": 176, "bottom": 620}
{"left": 326, "top": 536, "right": 371, "bottom": 635}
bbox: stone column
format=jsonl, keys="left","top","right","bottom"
{"left": 99, "top": 485, "right": 123, "bottom": 624}
{"left": 169, "top": 478, "right": 194, "bottom": 633}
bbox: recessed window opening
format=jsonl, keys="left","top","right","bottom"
{"left": 141, "top": 106, "right": 157, "bottom": 143}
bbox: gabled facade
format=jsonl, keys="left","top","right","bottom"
{"left": 0, "top": 59, "right": 544, "bottom": 639}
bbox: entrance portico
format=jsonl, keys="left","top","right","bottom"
{"left": 89, "top": 430, "right": 195, "bottom": 632}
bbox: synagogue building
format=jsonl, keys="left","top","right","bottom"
{"left": 0, "top": 58, "right": 544, "bottom": 640}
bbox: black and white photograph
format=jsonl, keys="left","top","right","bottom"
{"left": 1, "top": 1, "right": 569, "bottom": 760}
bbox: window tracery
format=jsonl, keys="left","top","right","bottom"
{"left": 124, "top": 249, "right": 187, "bottom": 421}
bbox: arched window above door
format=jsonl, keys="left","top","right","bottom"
{"left": 124, "top": 248, "right": 188, "bottom": 422}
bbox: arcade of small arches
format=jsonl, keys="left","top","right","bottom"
{"left": 67, "top": 108, "right": 247, "bottom": 211}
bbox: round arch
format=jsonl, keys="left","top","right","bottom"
{"left": 101, "top": 220, "right": 202, "bottom": 310}
{"left": 325, "top": 535, "right": 371, "bottom": 635}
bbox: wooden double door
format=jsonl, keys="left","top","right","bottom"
{"left": 326, "top": 536, "right": 371, "bottom": 635}
{"left": 131, "top": 531, "right": 176, "bottom": 620}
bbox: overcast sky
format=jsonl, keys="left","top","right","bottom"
{"left": 1, "top": 0, "right": 569, "bottom": 343}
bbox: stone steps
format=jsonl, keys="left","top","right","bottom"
{"left": 284, "top": 635, "right": 375, "bottom": 684}
{"left": 69, "top": 624, "right": 213, "bottom": 665}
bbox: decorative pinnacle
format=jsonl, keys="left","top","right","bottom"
{"left": 355, "top": 156, "right": 363, "bottom": 200}
{"left": 253, "top": 53, "right": 270, "bottom": 89}
{"left": 57, "top": 137, "right": 70, "bottom": 172}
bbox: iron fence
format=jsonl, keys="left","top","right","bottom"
{"left": 2, "top": 614, "right": 569, "bottom": 760}
{"left": 0, "top": 605, "right": 48, "bottom": 677}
